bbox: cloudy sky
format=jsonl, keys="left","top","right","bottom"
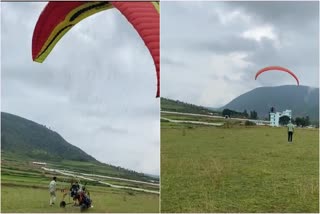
{"left": 1, "top": 3, "right": 159, "bottom": 175}
{"left": 161, "top": 1, "right": 319, "bottom": 108}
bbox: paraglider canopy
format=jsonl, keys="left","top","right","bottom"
{"left": 255, "top": 66, "right": 299, "bottom": 86}
{"left": 32, "top": 1, "right": 160, "bottom": 97}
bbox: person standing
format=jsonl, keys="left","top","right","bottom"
{"left": 287, "top": 121, "right": 294, "bottom": 143}
{"left": 49, "top": 176, "right": 57, "bottom": 206}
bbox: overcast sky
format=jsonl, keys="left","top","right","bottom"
{"left": 1, "top": 2, "right": 160, "bottom": 175}
{"left": 161, "top": 1, "right": 319, "bottom": 108}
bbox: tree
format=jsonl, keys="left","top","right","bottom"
{"left": 222, "top": 109, "right": 232, "bottom": 117}
{"left": 249, "top": 110, "right": 258, "bottom": 119}
{"left": 279, "top": 115, "right": 290, "bottom": 125}
{"left": 243, "top": 110, "right": 249, "bottom": 118}
{"left": 295, "top": 117, "right": 302, "bottom": 126}
{"left": 295, "top": 116, "right": 310, "bottom": 127}
{"left": 305, "top": 116, "right": 310, "bottom": 126}
{"left": 245, "top": 120, "right": 256, "bottom": 126}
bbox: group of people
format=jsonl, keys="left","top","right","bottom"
{"left": 48, "top": 176, "right": 91, "bottom": 208}
{"left": 48, "top": 176, "right": 81, "bottom": 206}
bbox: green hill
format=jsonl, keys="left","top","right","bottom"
{"left": 221, "top": 85, "right": 319, "bottom": 121}
{"left": 1, "top": 112, "right": 157, "bottom": 182}
{"left": 1, "top": 112, "right": 98, "bottom": 162}
{"left": 161, "top": 97, "right": 220, "bottom": 115}
{"left": 161, "top": 85, "right": 319, "bottom": 124}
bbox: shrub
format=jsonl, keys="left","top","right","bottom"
{"left": 245, "top": 120, "right": 256, "bottom": 126}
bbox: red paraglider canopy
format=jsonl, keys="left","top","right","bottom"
{"left": 255, "top": 66, "right": 299, "bottom": 86}
{"left": 32, "top": 1, "right": 160, "bottom": 97}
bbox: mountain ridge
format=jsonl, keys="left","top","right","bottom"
{"left": 220, "top": 85, "right": 319, "bottom": 121}
{"left": 1, "top": 112, "right": 157, "bottom": 181}
{"left": 161, "top": 85, "right": 318, "bottom": 122}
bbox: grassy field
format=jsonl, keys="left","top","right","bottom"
{"left": 161, "top": 120, "right": 319, "bottom": 212}
{"left": 1, "top": 185, "right": 159, "bottom": 213}
{"left": 2, "top": 152, "right": 157, "bottom": 183}
{"left": 1, "top": 160, "right": 159, "bottom": 213}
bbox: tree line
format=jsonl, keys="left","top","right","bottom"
{"left": 222, "top": 109, "right": 258, "bottom": 119}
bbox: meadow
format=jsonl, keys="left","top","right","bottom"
{"left": 1, "top": 161, "right": 159, "bottom": 213}
{"left": 161, "top": 119, "right": 319, "bottom": 212}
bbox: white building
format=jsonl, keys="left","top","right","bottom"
{"left": 270, "top": 109, "right": 292, "bottom": 127}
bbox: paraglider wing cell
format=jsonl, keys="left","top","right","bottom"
{"left": 111, "top": 2, "right": 160, "bottom": 97}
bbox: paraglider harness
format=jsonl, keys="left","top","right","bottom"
{"left": 77, "top": 186, "right": 92, "bottom": 212}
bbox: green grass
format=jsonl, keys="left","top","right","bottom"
{"left": 162, "top": 113, "right": 225, "bottom": 122}
{"left": 1, "top": 161, "right": 159, "bottom": 213}
{"left": 2, "top": 152, "right": 156, "bottom": 183}
{"left": 1, "top": 185, "right": 159, "bottom": 213}
{"left": 161, "top": 124, "right": 319, "bottom": 213}
{"left": 161, "top": 97, "right": 219, "bottom": 115}
{"left": 161, "top": 112, "right": 246, "bottom": 128}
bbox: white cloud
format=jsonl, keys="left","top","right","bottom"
{"left": 216, "top": 9, "right": 251, "bottom": 26}
{"left": 242, "top": 25, "right": 281, "bottom": 48}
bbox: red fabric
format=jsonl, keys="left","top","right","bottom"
{"left": 32, "top": 2, "right": 88, "bottom": 60}
{"left": 32, "top": 1, "right": 160, "bottom": 97}
{"left": 111, "top": 2, "right": 160, "bottom": 97}
{"left": 255, "top": 66, "right": 299, "bottom": 85}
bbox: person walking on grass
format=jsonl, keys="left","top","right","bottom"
{"left": 49, "top": 176, "right": 57, "bottom": 206}
{"left": 287, "top": 120, "right": 294, "bottom": 143}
